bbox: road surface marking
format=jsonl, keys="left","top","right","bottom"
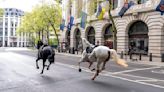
{"left": 115, "top": 73, "right": 158, "bottom": 80}
{"left": 56, "top": 62, "right": 164, "bottom": 89}
{"left": 111, "top": 67, "right": 161, "bottom": 74}
{"left": 136, "top": 79, "right": 164, "bottom": 82}
{"left": 152, "top": 70, "right": 164, "bottom": 74}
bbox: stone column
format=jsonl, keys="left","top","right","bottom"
{"left": 2, "top": 15, "right": 5, "bottom": 47}
{"left": 7, "top": 16, "right": 11, "bottom": 47}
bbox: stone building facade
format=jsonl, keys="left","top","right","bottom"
{"left": 60, "top": 0, "right": 164, "bottom": 62}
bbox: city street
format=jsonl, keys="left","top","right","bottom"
{"left": 0, "top": 47, "right": 164, "bottom": 92}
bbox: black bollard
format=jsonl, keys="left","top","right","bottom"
{"left": 139, "top": 53, "right": 142, "bottom": 60}
{"left": 72, "top": 47, "right": 75, "bottom": 54}
{"left": 121, "top": 51, "right": 123, "bottom": 59}
{"left": 130, "top": 53, "right": 132, "bottom": 59}
{"left": 162, "top": 53, "right": 164, "bottom": 62}
{"left": 149, "top": 53, "right": 152, "bottom": 61}
{"left": 77, "top": 49, "right": 79, "bottom": 54}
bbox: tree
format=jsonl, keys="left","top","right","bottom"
{"left": 107, "top": 0, "right": 117, "bottom": 50}
{"left": 17, "top": 2, "right": 62, "bottom": 46}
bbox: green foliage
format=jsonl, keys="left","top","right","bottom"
{"left": 49, "top": 38, "right": 58, "bottom": 45}
{"left": 0, "top": 8, "right": 4, "bottom": 16}
{"left": 17, "top": 2, "right": 62, "bottom": 44}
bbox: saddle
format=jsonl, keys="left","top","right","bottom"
{"left": 86, "top": 45, "right": 99, "bottom": 53}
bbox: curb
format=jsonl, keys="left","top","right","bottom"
{"left": 56, "top": 52, "right": 81, "bottom": 58}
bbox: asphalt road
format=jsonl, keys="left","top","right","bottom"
{"left": 0, "top": 47, "right": 164, "bottom": 92}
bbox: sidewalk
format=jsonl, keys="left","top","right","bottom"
{"left": 56, "top": 51, "right": 164, "bottom": 67}
{"left": 28, "top": 47, "right": 164, "bottom": 67}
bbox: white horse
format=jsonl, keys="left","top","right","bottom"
{"left": 78, "top": 38, "right": 128, "bottom": 80}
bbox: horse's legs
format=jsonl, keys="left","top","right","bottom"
{"left": 91, "top": 61, "right": 101, "bottom": 80}
{"left": 40, "top": 59, "right": 46, "bottom": 74}
{"left": 88, "top": 62, "right": 93, "bottom": 69}
{"left": 78, "top": 57, "right": 86, "bottom": 72}
{"left": 36, "top": 58, "right": 40, "bottom": 69}
{"left": 101, "top": 61, "right": 108, "bottom": 71}
{"left": 78, "top": 61, "right": 82, "bottom": 72}
{"left": 47, "top": 62, "right": 52, "bottom": 70}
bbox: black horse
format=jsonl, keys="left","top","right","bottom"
{"left": 36, "top": 41, "right": 55, "bottom": 74}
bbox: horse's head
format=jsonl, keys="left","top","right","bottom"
{"left": 81, "top": 38, "right": 94, "bottom": 50}
{"left": 37, "top": 40, "right": 43, "bottom": 49}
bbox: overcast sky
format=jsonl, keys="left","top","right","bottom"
{"left": 0, "top": 0, "right": 54, "bottom": 12}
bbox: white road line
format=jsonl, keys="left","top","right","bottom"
{"left": 111, "top": 67, "right": 161, "bottom": 74}
{"left": 56, "top": 62, "right": 164, "bottom": 89}
{"left": 115, "top": 73, "right": 157, "bottom": 80}
{"left": 136, "top": 80, "right": 158, "bottom": 82}
{"left": 152, "top": 70, "right": 164, "bottom": 74}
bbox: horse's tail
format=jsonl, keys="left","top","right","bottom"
{"left": 106, "top": 51, "right": 111, "bottom": 61}
{"left": 110, "top": 49, "right": 128, "bottom": 68}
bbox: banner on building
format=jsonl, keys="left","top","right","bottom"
{"left": 118, "top": 1, "right": 134, "bottom": 17}
{"left": 67, "top": 16, "right": 74, "bottom": 31}
{"left": 96, "top": 4, "right": 106, "bottom": 19}
{"left": 156, "top": 0, "right": 164, "bottom": 15}
{"left": 60, "top": 19, "right": 65, "bottom": 31}
{"left": 80, "top": 11, "right": 87, "bottom": 29}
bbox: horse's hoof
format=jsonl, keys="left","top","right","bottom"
{"left": 47, "top": 68, "right": 49, "bottom": 70}
{"left": 40, "top": 72, "right": 43, "bottom": 74}
{"left": 91, "top": 68, "right": 95, "bottom": 71}
{"left": 79, "top": 69, "right": 82, "bottom": 72}
{"left": 37, "top": 67, "right": 39, "bottom": 69}
{"left": 91, "top": 77, "right": 95, "bottom": 80}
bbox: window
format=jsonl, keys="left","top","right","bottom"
{"left": 87, "top": 27, "right": 95, "bottom": 45}
{"left": 5, "top": 30, "right": 8, "bottom": 36}
{"left": 137, "top": 0, "right": 147, "bottom": 4}
{"left": 0, "top": 31, "right": 2, "bottom": 36}
{"left": 5, "top": 22, "right": 8, "bottom": 26}
{"left": 9, "top": 8, "right": 12, "bottom": 11}
{"left": 11, "top": 28, "right": 13, "bottom": 36}
{"left": 112, "top": 0, "right": 118, "bottom": 9}
{"left": 94, "top": 1, "right": 97, "bottom": 13}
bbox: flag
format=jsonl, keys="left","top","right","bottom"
{"left": 67, "top": 16, "right": 74, "bottom": 31}
{"left": 118, "top": 1, "right": 134, "bottom": 17}
{"left": 80, "top": 11, "right": 87, "bottom": 29}
{"left": 96, "top": 4, "right": 102, "bottom": 17}
{"left": 96, "top": 4, "right": 106, "bottom": 19}
{"left": 156, "top": 0, "right": 164, "bottom": 15}
{"left": 60, "top": 19, "right": 65, "bottom": 31}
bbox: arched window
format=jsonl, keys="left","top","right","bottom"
{"left": 128, "top": 21, "right": 148, "bottom": 54}
{"left": 104, "top": 25, "right": 113, "bottom": 48}
{"left": 87, "top": 27, "right": 95, "bottom": 45}
{"left": 112, "top": 0, "right": 118, "bottom": 9}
